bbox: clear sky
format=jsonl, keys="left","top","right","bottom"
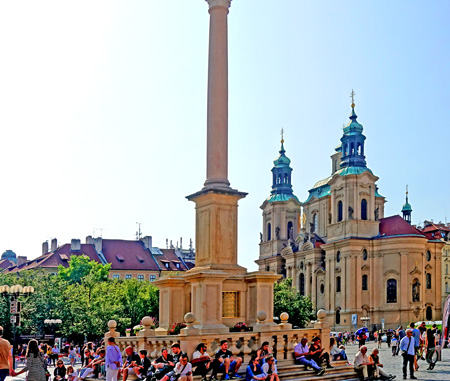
{"left": 0, "top": 1, "right": 449, "bottom": 271}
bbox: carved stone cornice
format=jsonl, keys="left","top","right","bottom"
{"left": 206, "top": 0, "right": 232, "bottom": 9}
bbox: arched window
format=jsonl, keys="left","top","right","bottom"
{"left": 337, "top": 201, "right": 343, "bottom": 222}
{"left": 426, "top": 250, "right": 431, "bottom": 261}
{"left": 336, "top": 309, "right": 341, "bottom": 325}
{"left": 299, "top": 273, "right": 305, "bottom": 296}
{"left": 362, "top": 249, "right": 368, "bottom": 261}
{"left": 336, "top": 250, "right": 341, "bottom": 263}
{"left": 320, "top": 283, "right": 325, "bottom": 294}
{"left": 446, "top": 264, "right": 448, "bottom": 275}
{"left": 287, "top": 221, "right": 293, "bottom": 239}
{"left": 426, "top": 306, "right": 433, "bottom": 321}
{"left": 267, "top": 223, "right": 271, "bottom": 241}
{"left": 266, "top": 265, "right": 270, "bottom": 271}
{"left": 344, "top": 144, "right": 348, "bottom": 156}
{"left": 350, "top": 142, "right": 355, "bottom": 154}
{"left": 426, "top": 273, "right": 432, "bottom": 289}
{"left": 361, "top": 199, "right": 367, "bottom": 220}
{"left": 387, "top": 279, "right": 397, "bottom": 303}
{"left": 312, "top": 214, "right": 318, "bottom": 233}
{"left": 336, "top": 276, "right": 341, "bottom": 292}
{"left": 412, "top": 278, "right": 420, "bottom": 302}
{"left": 362, "top": 274, "right": 368, "bottom": 290}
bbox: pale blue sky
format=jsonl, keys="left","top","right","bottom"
{"left": 0, "top": 1, "right": 449, "bottom": 271}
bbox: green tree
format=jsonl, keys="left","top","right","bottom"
{"left": 273, "top": 278, "right": 314, "bottom": 328}
{"left": 58, "top": 255, "right": 111, "bottom": 284}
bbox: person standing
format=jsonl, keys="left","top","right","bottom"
{"left": 409, "top": 322, "right": 421, "bottom": 371}
{"left": 12, "top": 339, "right": 47, "bottom": 381}
{"left": 425, "top": 328, "right": 436, "bottom": 370}
{"left": 105, "top": 337, "right": 122, "bottom": 381}
{"left": 400, "top": 329, "right": 417, "bottom": 380}
{"left": 0, "top": 326, "right": 13, "bottom": 381}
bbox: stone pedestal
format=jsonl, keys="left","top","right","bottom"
{"left": 154, "top": 277, "right": 186, "bottom": 333}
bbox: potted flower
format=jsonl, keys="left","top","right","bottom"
{"left": 125, "top": 328, "right": 131, "bottom": 337}
{"left": 232, "top": 322, "right": 247, "bottom": 332}
{"left": 133, "top": 324, "right": 144, "bottom": 335}
{"left": 169, "top": 322, "right": 186, "bottom": 335}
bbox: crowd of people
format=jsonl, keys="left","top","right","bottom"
{"left": 0, "top": 322, "right": 445, "bottom": 381}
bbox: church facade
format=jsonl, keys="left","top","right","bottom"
{"left": 257, "top": 100, "right": 444, "bottom": 331}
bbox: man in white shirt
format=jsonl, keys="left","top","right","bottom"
{"left": 353, "top": 345, "right": 373, "bottom": 380}
{"left": 293, "top": 338, "right": 324, "bottom": 376}
{"left": 173, "top": 355, "right": 192, "bottom": 381}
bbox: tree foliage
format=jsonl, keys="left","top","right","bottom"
{"left": 0, "top": 258, "right": 159, "bottom": 341}
{"left": 273, "top": 278, "right": 314, "bottom": 328}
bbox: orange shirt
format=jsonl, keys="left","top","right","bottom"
{"left": 0, "top": 337, "right": 12, "bottom": 370}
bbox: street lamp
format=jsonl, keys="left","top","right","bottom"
{"left": 0, "top": 284, "right": 34, "bottom": 369}
{"left": 360, "top": 316, "right": 371, "bottom": 328}
{"left": 44, "top": 319, "right": 62, "bottom": 346}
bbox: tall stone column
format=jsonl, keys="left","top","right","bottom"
{"left": 204, "top": 0, "right": 232, "bottom": 189}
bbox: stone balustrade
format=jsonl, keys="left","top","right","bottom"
{"left": 105, "top": 310, "right": 330, "bottom": 366}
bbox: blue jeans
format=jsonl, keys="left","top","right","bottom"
{"left": 215, "top": 360, "right": 237, "bottom": 375}
{"left": 0, "top": 369, "right": 9, "bottom": 381}
{"left": 296, "top": 357, "right": 321, "bottom": 371}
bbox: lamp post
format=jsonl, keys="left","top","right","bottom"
{"left": 361, "top": 316, "right": 371, "bottom": 329}
{"left": 44, "top": 319, "right": 62, "bottom": 346}
{"left": 0, "top": 284, "right": 35, "bottom": 369}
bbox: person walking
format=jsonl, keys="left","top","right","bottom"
{"left": 105, "top": 337, "right": 122, "bottom": 381}
{"left": 0, "top": 326, "right": 13, "bottom": 381}
{"left": 400, "top": 329, "right": 417, "bottom": 380}
{"left": 425, "top": 327, "right": 436, "bottom": 370}
{"left": 409, "top": 322, "right": 421, "bottom": 371}
{"left": 12, "top": 339, "right": 47, "bottom": 381}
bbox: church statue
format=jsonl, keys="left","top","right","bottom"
{"left": 259, "top": 232, "right": 263, "bottom": 243}
{"left": 374, "top": 207, "right": 379, "bottom": 221}
{"left": 275, "top": 226, "right": 280, "bottom": 240}
{"left": 288, "top": 226, "right": 294, "bottom": 239}
{"left": 348, "top": 206, "right": 354, "bottom": 219}
{"left": 309, "top": 222, "right": 315, "bottom": 234}
{"left": 412, "top": 280, "right": 420, "bottom": 302}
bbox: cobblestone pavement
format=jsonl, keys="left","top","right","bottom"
{"left": 345, "top": 341, "right": 450, "bottom": 380}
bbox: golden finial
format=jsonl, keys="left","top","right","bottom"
{"left": 350, "top": 89, "right": 355, "bottom": 108}
{"left": 406, "top": 184, "right": 408, "bottom": 195}
{"left": 280, "top": 128, "right": 284, "bottom": 144}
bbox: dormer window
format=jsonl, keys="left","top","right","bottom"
{"left": 165, "top": 262, "right": 169, "bottom": 269}
{"left": 116, "top": 254, "right": 124, "bottom": 263}
{"left": 136, "top": 255, "right": 145, "bottom": 264}
{"left": 176, "top": 263, "right": 180, "bottom": 269}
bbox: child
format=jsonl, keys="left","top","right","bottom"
{"left": 67, "top": 366, "right": 78, "bottom": 381}
{"left": 391, "top": 336, "right": 398, "bottom": 356}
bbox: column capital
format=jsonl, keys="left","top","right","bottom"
{"left": 206, "top": 0, "right": 232, "bottom": 9}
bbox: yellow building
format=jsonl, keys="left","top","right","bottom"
{"left": 257, "top": 100, "right": 444, "bottom": 331}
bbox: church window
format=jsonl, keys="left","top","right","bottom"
{"left": 426, "top": 306, "right": 433, "bottom": 321}
{"left": 446, "top": 264, "right": 448, "bottom": 275}
{"left": 386, "top": 279, "right": 397, "bottom": 303}
{"left": 300, "top": 261, "right": 304, "bottom": 269}
{"left": 362, "top": 274, "right": 368, "bottom": 290}
{"left": 320, "top": 283, "right": 325, "bottom": 294}
{"left": 362, "top": 249, "right": 368, "bottom": 261}
{"left": 267, "top": 223, "right": 271, "bottom": 241}
{"left": 426, "top": 250, "right": 431, "bottom": 261}
{"left": 412, "top": 278, "right": 420, "bottom": 302}
{"left": 344, "top": 144, "right": 348, "bottom": 155}
{"left": 426, "top": 273, "right": 432, "bottom": 289}
{"left": 312, "top": 214, "right": 318, "bottom": 233}
{"left": 336, "top": 276, "right": 341, "bottom": 292}
{"left": 337, "top": 201, "right": 343, "bottom": 222}
{"left": 287, "top": 221, "right": 293, "bottom": 239}
{"left": 350, "top": 142, "right": 355, "bottom": 154}
{"left": 335, "top": 309, "right": 341, "bottom": 325}
{"left": 361, "top": 199, "right": 368, "bottom": 220}
{"left": 336, "top": 251, "right": 341, "bottom": 263}
{"left": 357, "top": 143, "right": 361, "bottom": 155}
{"left": 299, "top": 273, "right": 305, "bottom": 296}
{"left": 266, "top": 265, "right": 270, "bottom": 271}
{"left": 446, "top": 282, "right": 448, "bottom": 293}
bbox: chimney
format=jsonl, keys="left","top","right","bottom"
{"left": 42, "top": 241, "right": 49, "bottom": 255}
{"left": 93, "top": 237, "right": 102, "bottom": 253}
{"left": 51, "top": 238, "right": 58, "bottom": 252}
{"left": 17, "top": 256, "right": 27, "bottom": 266}
{"left": 86, "top": 235, "right": 94, "bottom": 244}
{"left": 70, "top": 239, "right": 81, "bottom": 251}
{"left": 141, "top": 236, "right": 152, "bottom": 249}
{"left": 180, "top": 237, "right": 183, "bottom": 250}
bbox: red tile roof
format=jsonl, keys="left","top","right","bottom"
{"left": 422, "top": 223, "right": 450, "bottom": 233}
{"left": 155, "top": 249, "right": 190, "bottom": 271}
{"left": 0, "top": 258, "right": 14, "bottom": 269}
{"left": 379, "top": 215, "right": 426, "bottom": 238}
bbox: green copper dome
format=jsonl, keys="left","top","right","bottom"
{"left": 402, "top": 202, "right": 412, "bottom": 212}
{"left": 273, "top": 142, "right": 291, "bottom": 167}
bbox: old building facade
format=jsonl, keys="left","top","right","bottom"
{"left": 257, "top": 100, "right": 444, "bottom": 331}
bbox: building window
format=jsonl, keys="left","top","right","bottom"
{"left": 336, "top": 276, "right": 341, "bottom": 292}
{"left": 362, "top": 249, "right": 368, "bottom": 261}
{"left": 299, "top": 273, "right": 305, "bottom": 296}
{"left": 267, "top": 223, "right": 272, "bottom": 241}
{"left": 445, "top": 282, "right": 448, "bottom": 293}
{"left": 361, "top": 199, "right": 367, "bottom": 220}
{"left": 176, "top": 263, "right": 180, "bottom": 269}
{"left": 412, "top": 278, "right": 420, "bottom": 302}
{"left": 336, "top": 251, "right": 341, "bottom": 263}
{"left": 426, "top": 306, "right": 433, "bottom": 321}
{"left": 387, "top": 279, "right": 397, "bottom": 303}
{"left": 137, "top": 275, "right": 144, "bottom": 282}
{"left": 426, "top": 250, "right": 431, "bottom": 261}
{"left": 426, "top": 273, "right": 432, "bottom": 289}
{"left": 446, "top": 264, "right": 448, "bottom": 275}
{"left": 362, "top": 274, "right": 368, "bottom": 290}
{"left": 312, "top": 214, "right": 318, "bottom": 233}
{"left": 335, "top": 309, "right": 341, "bottom": 325}
{"left": 125, "top": 274, "right": 132, "bottom": 279}
{"left": 150, "top": 275, "right": 156, "bottom": 282}
{"left": 222, "top": 292, "right": 240, "bottom": 318}
{"left": 287, "top": 221, "right": 293, "bottom": 239}
{"left": 337, "top": 201, "right": 343, "bottom": 222}
{"left": 320, "top": 283, "right": 325, "bottom": 294}
{"left": 113, "top": 274, "right": 120, "bottom": 279}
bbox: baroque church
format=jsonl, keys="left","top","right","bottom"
{"left": 257, "top": 99, "right": 444, "bottom": 331}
